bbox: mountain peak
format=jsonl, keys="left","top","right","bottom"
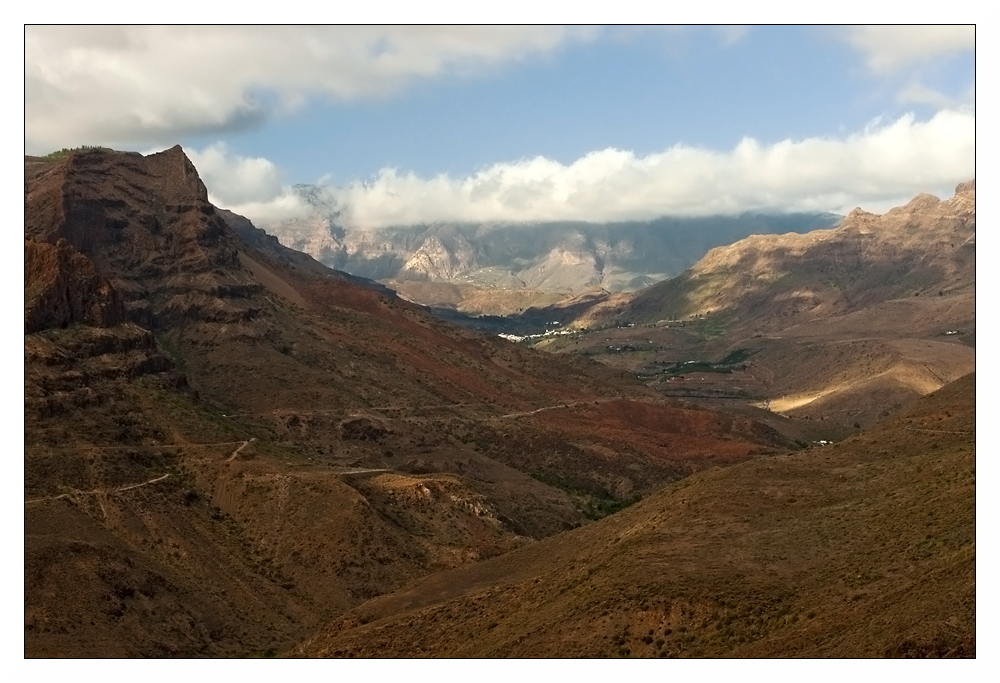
{"left": 902, "top": 193, "right": 942, "bottom": 212}
{"left": 955, "top": 178, "right": 975, "bottom": 197}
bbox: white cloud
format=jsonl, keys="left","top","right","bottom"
{"left": 843, "top": 25, "right": 974, "bottom": 73}
{"left": 896, "top": 81, "right": 957, "bottom": 109}
{"left": 187, "top": 143, "right": 285, "bottom": 205}
{"left": 294, "top": 110, "right": 975, "bottom": 227}
{"left": 193, "top": 110, "right": 973, "bottom": 229}
{"left": 219, "top": 192, "right": 315, "bottom": 226}
{"left": 187, "top": 143, "right": 311, "bottom": 224}
{"left": 183, "top": 116, "right": 972, "bottom": 231}
{"left": 24, "top": 26, "right": 597, "bottom": 154}
{"left": 284, "top": 109, "right": 972, "bottom": 228}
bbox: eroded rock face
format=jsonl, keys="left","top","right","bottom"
{"left": 24, "top": 237, "right": 125, "bottom": 333}
{"left": 24, "top": 146, "right": 258, "bottom": 330}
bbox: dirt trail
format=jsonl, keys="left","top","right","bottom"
{"left": 497, "top": 397, "right": 618, "bottom": 419}
{"left": 226, "top": 439, "right": 253, "bottom": 462}
{"left": 221, "top": 398, "right": 633, "bottom": 425}
{"left": 25, "top": 473, "right": 172, "bottom": 506}
{"left": 24, "top": 440, "right": 247, "bottom": 452}
{"left": 25, "top": 439, "right": 252, "bottom": 505}
{"left": 222, "top": 403, "right": 482, "bottom": 419}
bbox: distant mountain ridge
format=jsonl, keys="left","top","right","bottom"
{"left": 576, "top": 180, "right": 975, "bottom": 332}
{"left": 559, "top": 180, "right": 975, "bottom": 430}
{"left": 258, "top": 185, "right": 841, "bottom": 312}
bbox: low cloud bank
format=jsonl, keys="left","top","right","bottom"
{"left": 195, "top": 109, "right": 974, "bottom": 228}
{"left": 185, "top": 144, "right": 312, "bottom": 225}
{"left": 216, "top": 109, "right": 970, "bottom": 228}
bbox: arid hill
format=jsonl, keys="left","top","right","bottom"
{"left": 24, "top": 148, "right": 788, "bottom": 657}
{"left": 297, "top": 372, "right": 975, "bottom": 658}
{"left": 550, "top": 183, "right": 975, "bottom": 430}
{"left": 576, "top": 181, "right": 975, "bottom": 332}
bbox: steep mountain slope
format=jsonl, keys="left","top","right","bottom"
{"left": 579, "top": 181, "right": 975, "bottom": 332}
{"left": 298, "top": 372, "right": 975, "bottom": 658}
{"left": 24, "top": 148, "right": 789, "bottom": 657}
{"left": 560, "top": 182, "right": 975, "bottom": 429}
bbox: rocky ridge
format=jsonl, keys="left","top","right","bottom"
{"left": 553, "top": 181, "right": 975, "bottom": 431}
{"left": 581, "top": 180, "right": 975, "bottom": 332}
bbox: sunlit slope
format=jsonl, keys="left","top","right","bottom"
{"left": 576, "top": 181, "right": 974, "bottom": 332}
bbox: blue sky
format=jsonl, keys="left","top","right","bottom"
{"left": 185, "top": 26, "right": 973, "bottom": 185}
{"left": 24, "top": 25, "right": 975, "bottom": 227}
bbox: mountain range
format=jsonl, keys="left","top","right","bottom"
{"left": 261, "top": 186, "right": 840, "bottom": 315}
{"left": 24, "top": 147, "right": 974, "bottom": 658}
{"left": 25, "top": 147, "right": 790, "bottom": 657}
{"left": 518, "top": 180, "right": 975, "bottom": 434}
{"left": 576, "top": 180, "right": 975, "bottom": 332}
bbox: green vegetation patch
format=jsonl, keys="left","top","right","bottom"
{"left": 530, "top": 470, "right": 641, "bottom": 520}
{"left": 33, "top": 145, "right": 116, "bottom": 161}
{"left": 718, "top": 348, "right": 753, "bottom": 365}
{"left": 645, "top": 347, "right": 756, "bottom": 379}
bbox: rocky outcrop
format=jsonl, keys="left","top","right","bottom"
{"left": 400, "top": 233, "right": 479, "bottom": 281}
{"left": 24, "top": 237, "right": 125, "bottom": 333}
{"left": 24, "top": 146, "right": 251, "bottom": 330}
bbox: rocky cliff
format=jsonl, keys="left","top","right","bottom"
{"left": 25, "top": 237, "right": 125, "bottom": 333}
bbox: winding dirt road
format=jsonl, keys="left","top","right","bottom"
{"left": 496, "top": 397, "right": 619, "bottom": 419}
{"left": 25, "top": 473, "right": 172, "bottom": 506}
{"left": 226, "top": 439, "right": 253, "bottom": 462}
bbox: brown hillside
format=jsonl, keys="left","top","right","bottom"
{"left": 559, "top": 183, "right": 975, "bottom": 429}
{"left": 25, "top": 147, "right": 788, "bottom": 657}
{"left": 298, "top": 372, "right": 975, "bottom": 658}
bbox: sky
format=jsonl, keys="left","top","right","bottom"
{"left": 23, "top": 25, "right": 976, "bottom": 228}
